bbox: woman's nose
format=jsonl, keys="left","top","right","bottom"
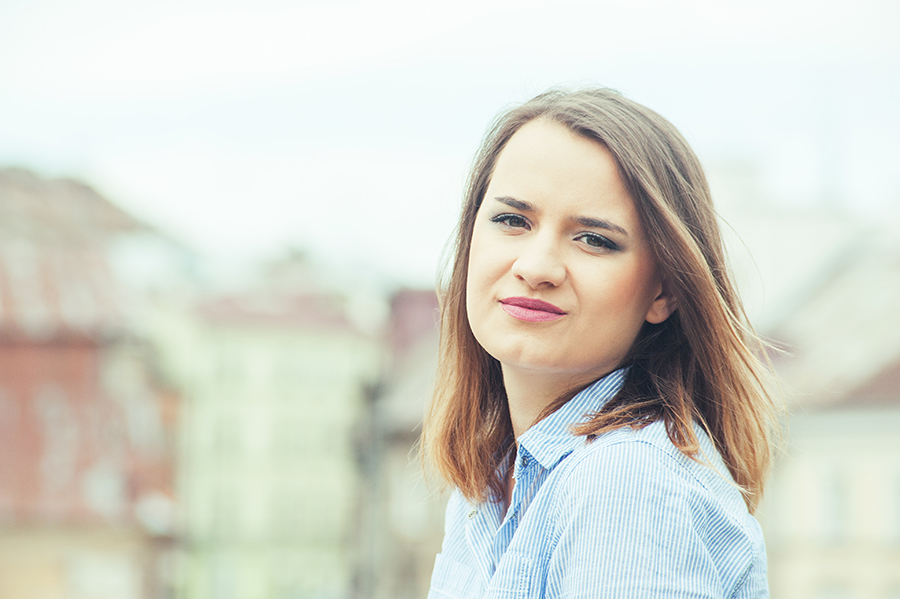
{"left": 510, "top": 235, "right": 566, "bottom": 289}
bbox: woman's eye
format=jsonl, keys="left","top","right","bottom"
{"left": 575, "top": 233, "right": 619, "bottom": 251}
{"left": 490, "top": 214, "right": 530, "bottom": 229}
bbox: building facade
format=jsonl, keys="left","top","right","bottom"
{"left": 155, "top": 283, "right": 382, "bottom": 599}
{"left": 759, "top": 220, "right": 900, "bottom": 599}
{"left": 762, "top": 366, "right": 900, "bottom": 599}
{"left": 354, "top": 289, "right": 446, "bottom": 599}
{"left": 0, "top": 168, "right": 179, "bottom": 599}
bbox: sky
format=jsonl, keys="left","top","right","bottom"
{"left": 0, "top": 0, "right": 898, "bottom": 287}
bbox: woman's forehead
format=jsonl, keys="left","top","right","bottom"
{"left": 486, "top": 119, "right": 640, "bottom": 224}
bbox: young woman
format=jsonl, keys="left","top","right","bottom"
{"left": 421, "top": 88, "right": 778, "bottom": 598}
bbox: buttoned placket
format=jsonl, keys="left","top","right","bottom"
{"left": 464, "top": 447, "right": 544, "bottom": 585}
{"left": 438, "top": 370, "right": 627, "bottom": 596}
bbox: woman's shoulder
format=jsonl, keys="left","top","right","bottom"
{"left": 550, "top": 419, "right": 757, "bottom": 532}
{"left": 526, "top": 422, "right": 768, "bottom": 599}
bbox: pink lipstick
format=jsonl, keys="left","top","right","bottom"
{"left": 499, "top": 297, "right": 566, "bottom": 322}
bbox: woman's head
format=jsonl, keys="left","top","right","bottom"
{"left": 464, "top": 116, "right": 677, "bottom": 399}
{"left": 424, "top": 87, "right": 777, "bottom": 511}
{"left": 449, "top": 88, "right": 730, "bottom": 370}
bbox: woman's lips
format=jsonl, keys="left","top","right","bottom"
{"left": 499, "top": 297, "right": 566, "bottom": 322}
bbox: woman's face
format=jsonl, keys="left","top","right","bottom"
{"left": 466, "top": 118, "right": 675, "bottom": 388}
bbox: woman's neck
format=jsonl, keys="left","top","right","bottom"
{"left": 502, "top": 366, "right": 581, "bottom": 439}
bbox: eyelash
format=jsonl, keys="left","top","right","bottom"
{"left": 489, "top": 213, "right": 621, "bottom": 252}
{"left": 490, "top": 213, "right": 530, "bottom": 229}
{"left": 574, "top": 232, "right": 620, "bottom": 252}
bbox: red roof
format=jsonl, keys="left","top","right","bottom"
{"left": 0, "top": 241, "right": 129, "bottom": 339}
{"left": 830, "top": 359, "right": 900, "bottom": 409}
{"left": 0, "top": 169, "right": 145, "bottom": 339}
{"left": 195, "top": 292, "right": 358, "bottom": 331}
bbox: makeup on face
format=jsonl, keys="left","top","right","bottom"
{"left": 499, "top": 296, "right": 567, "bottom": 322}
{"left": 466, "top": 118, "right": 671, "bottom": 389}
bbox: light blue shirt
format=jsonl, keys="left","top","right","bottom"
{"left": 428, "top": 369, "right": 769, "bottom": 598}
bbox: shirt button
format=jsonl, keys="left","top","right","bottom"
{"left": 467, "top": 509, "right": 477, "bottom": 519}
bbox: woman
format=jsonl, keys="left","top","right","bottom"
{"left": 421, "top": 88, "right": 778, "bottom": 598}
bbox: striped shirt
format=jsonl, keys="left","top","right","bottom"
{"left": 428, "top": 369, "right": 769, "bottom": 598}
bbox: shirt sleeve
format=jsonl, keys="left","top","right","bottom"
{"left": 544, "top": 439, "right": 753, "bottom": 599}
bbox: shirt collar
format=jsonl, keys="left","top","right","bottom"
{"left": 516, "top": 368, "right": 626, "bottom": 471}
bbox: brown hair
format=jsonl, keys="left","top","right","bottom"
{"left": 421, "top": 87, "right": 778, "bottom": 512}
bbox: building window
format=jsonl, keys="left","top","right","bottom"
{"left": 891, "top": 471, "right": 900, "bottom": 547}
{"left": 270, "top": 486, "right": 306, "bottom": 542}
{"left": 269, "top": 553, "right": 305, "bottom": 599}
{"left": 216, "top": 414, "right": 242, "bottom": 459}
{"left": 214, "top": 486, "right": 241, "bottom": 539}
{"left": 821, "top": 467, "right": 850, "bottom": 545}
{"left": 209, "top": 553, "right": 238, "bottom": 599}
{"left": 274, "top": 417, "right": 305, "bottom": 458}
{"left": 815, "top": 584, "right": 853, "bottom": 599}
{"left": 217, "top": 346, "right": 241, "bottom": 396}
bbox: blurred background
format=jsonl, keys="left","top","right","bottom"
{"left": 0, "top": 0, "right": 898, "bottom": 597}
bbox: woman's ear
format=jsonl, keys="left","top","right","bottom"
{"left": 645, "top": 279, "right": 677, "bottom": 324}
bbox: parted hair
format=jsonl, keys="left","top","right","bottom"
{"left": 420, "top": 87, "right": 779, "bottom": 513}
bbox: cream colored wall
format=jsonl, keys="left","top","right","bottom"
{"left": 152, "top": 302, "right": 380, "bottom": 599}
{"left": 0, "top": 528, "right": 151, "bottom": 599}
{"left": 761, "top": 409, "right": 900, "bottom": 599}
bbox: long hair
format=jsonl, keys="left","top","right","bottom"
{"left": 420, "top": 87, "right": 779, "bottom": 512}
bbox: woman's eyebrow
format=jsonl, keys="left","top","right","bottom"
{"left": 493, "top": 196, "right": 534, "bottom": 212}
{"left": 493, "top": 196, "right": 628, "bottom": 237}
{"left": 570, "top": 215, "right": 629, "bottom": 237}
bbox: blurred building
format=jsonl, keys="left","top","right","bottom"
{"left": 758, "top": 221, "right": 900, "bottom": 599}
{"left": 354, "top": 289, "right": 446, "bottom": 599}
{"left": 149, "top": 259, "right": 382, "bottom": 599}
{"left": 0, "top": 168, "right": 180, "bottom": 599}
{"left": 7, "top": 160, "right": 897, "bottom": 599}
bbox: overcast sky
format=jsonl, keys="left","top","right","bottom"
{"left": 0, "top": 0, "right": 897, "bottom": 286}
